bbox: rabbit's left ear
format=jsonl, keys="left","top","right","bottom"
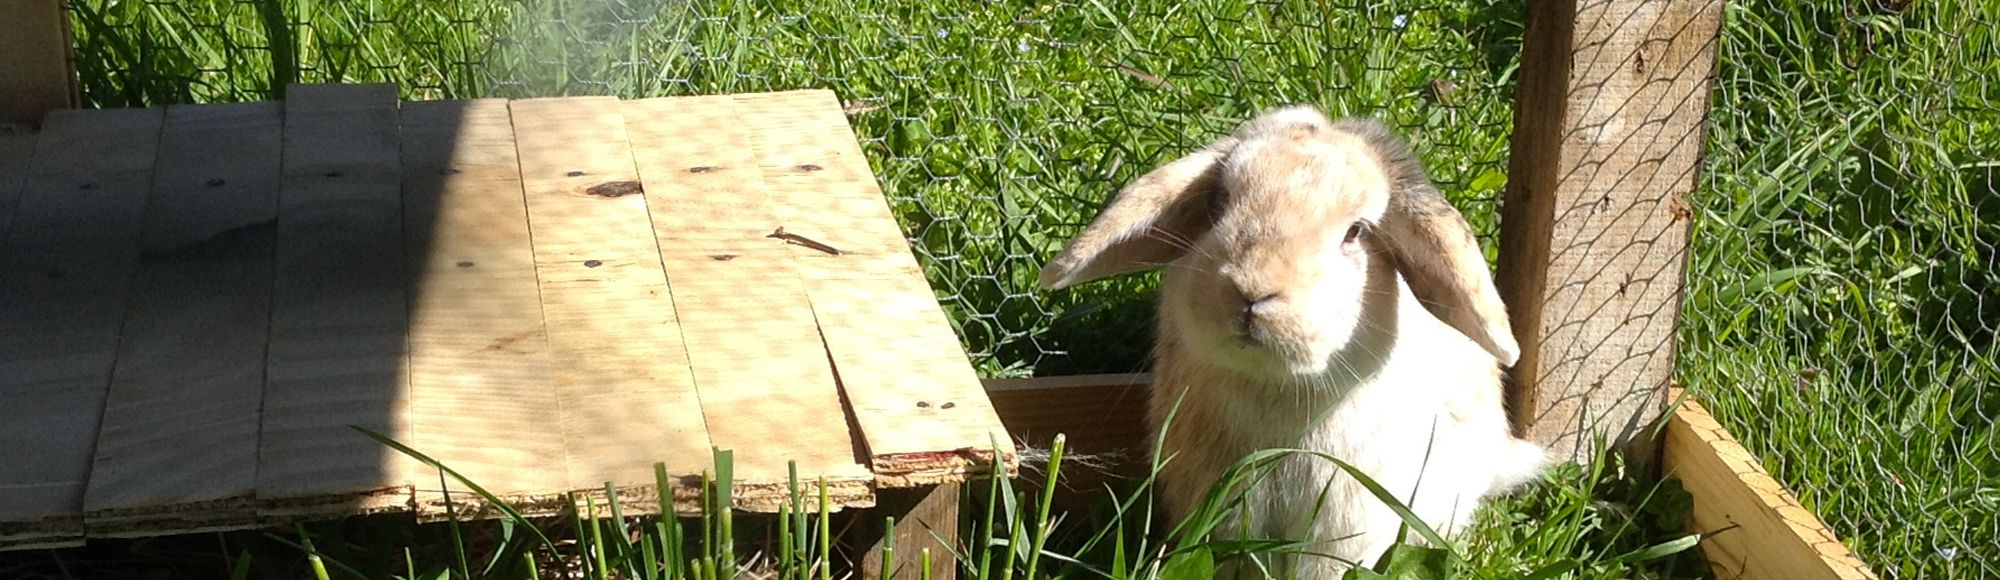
{"left": 1038, "top": 137, "right": 1237, "bottom": 290}
{"left": 1352, "top": 121, "right": 1520, "bottom": 366}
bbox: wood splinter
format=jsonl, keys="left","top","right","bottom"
{"left": 768, "top": 226, "right": 844, "bottom": 255}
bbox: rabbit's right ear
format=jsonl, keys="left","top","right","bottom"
{"left": 1038, "top": 139, "right": 1236, "bottom": 290}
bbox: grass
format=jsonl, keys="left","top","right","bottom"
{"left": 1678, "top": 0, "right": 2000, "bottom": 578}
{"left": 1, "top": 428, "right": 1705, "bottom": 579}
{"left": 65, "top": 0, "right": 1526, "bottom": 378}
{"left": 43, "top": 0, "right": 2000, "bottom": 577}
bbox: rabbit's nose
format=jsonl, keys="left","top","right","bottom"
{"left": 1233, "top": 289, "right": 1282, "bottom": 332}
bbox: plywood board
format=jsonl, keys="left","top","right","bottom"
{"left": 506, "top": 96, "right": 715, "bottom": 500}
{"left": 82, "top": 102, "right": 282, "bottom": 536}
{"left": 733, "top": 90, "right": 1016, "bottom": 485}
{"left": 0, "top": 88, "right": 1024, "bottom": 543}
{"left": 0, "top": 133, "right": 37, "bottom": 242}
{"left": 397, "top": 99, "right": 572, "bottom": 518}
{"left": 1664, "top": 393, "right": 1878, "bottom": 580}
{"left": 0, "top": 107, "right": 163, "bottom": 549}
{"left": 621, "top": 95, "right": 873, "bottom": 511}
{"left": 259, "top": 83, "right": 416, "bottom": 517}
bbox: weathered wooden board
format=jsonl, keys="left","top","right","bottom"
{"left": 259, "top": 83, "right": 416, "bottom": 517}
{"left": 0, "top": 133, "right": 37, "bottom": 241}
{"left": 0, "top": 107, "right": 164, "bottom": 549}
{"left": 621, "top": 95, "right": 874, "bottom": 511}
{"left": 507, "top": 96, "right": 716, "bottom": 503}
{"left": 1494, "top": 0, "right": 1724, "bottom": 463}
{"left": 0, "top": 87, "right": 1016, "bottom": 547}
{"left": 399, "top": 99, "right": 570, "bottom": 518}
{"left": 1664, "top": 393, "right": 1879, "bottom": 580}
{"left": 736, "top": 90, "right": 1017, "bottom": 485}
{"left": 83, "top": 102, "right": 282, "bottom": 536}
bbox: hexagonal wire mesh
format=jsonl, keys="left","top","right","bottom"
{"left": 67, "top": 0, "right": 1523, "bottom": 377}
{"left": 62, "top": 0, "right": 1996, "bottom": 576}
{"left": 1679, "top": 1, "right": 1998, "bottom": 577}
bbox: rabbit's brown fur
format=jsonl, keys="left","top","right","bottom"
{"left": 1042, "top": 105, "right": 1547, "bottom": 577}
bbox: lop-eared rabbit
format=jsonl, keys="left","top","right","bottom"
{"left": 1040, "top": 105, "right": 1548, "bottom": 577}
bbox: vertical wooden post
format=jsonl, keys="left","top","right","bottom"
{"left": 1494, "top": 0, "right": 1725, "bottom": 465}
{"left": 0, "top": 0, "right": 80, "bottom": 131}
{"left": 858, "top": 483, "right": 961, "bottom": 580}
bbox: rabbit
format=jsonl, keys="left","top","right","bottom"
{"left": 1038, "top": 105, "right": 1549, "bottom": 578}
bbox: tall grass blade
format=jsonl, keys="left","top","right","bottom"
{"left": 1023, "top": 434, "right": 1066, "bottom": 579}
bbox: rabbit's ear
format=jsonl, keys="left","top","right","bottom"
{"left": 1378, "top": 175, "right": 1521, "bottom": 367}
{"left": 1039, "top": 139, "right": 1235, "bottom": 290}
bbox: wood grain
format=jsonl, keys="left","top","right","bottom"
{"left": 859, "top": 482, "right": 962, "bottom": 580}
{"left": 82, "top": 102, "right": 281, "bottom": 536}
{"left": 507, "top": 96, "right": 714, "bottom": 500}
{"left": 733, "top": 90, "right": 1017, "bottom": 486}
{"left": 0, "top": 133, "right": 35, "bottom": 244}
{"left": 1664, "top": 393, "right": 1879, "bottom": 580}
{"left": 1492, "top": 0, "right": 1724, "bottom": 463}
{"left": 399, "top": 99, "right": 570, "bottom": 518}
{"left": 620, "top": 95, "right": 874, "bottom": 511}
{"left": 0, "top": 0, "right": 78, "bottom": 130}
{"left": 259, "top": 83, "right": 415, "bottom": 517}
{"left": 0, "top": 107, "right": 163, "bottom": 549}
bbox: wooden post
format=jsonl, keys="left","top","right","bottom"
{"left": 858, "top": 483, "right": 961, "bottom": 580}
{"left": 1494, "top": 0, "right": 1724, "bottom": 465}
{"left": 0, "top": 0, "right": 80, "bottom": 131}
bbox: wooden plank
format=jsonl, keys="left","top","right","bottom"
{"left": 0, "top": 0, "right": 79, "bottom": 130}
{"left": 620, "top": 95, "right": 873, "bottom": 512}
{"left": 0, "top": 107, "right": 163, "bottom": 549}
{"left": 82, "top": 102, "right": 282, "bottom": 536}
{"left": 0, "top": 133, "right": 35, "bottom": 243}
{"left": 507, "top": 96, "right": 719, "bottom": 504}
{"left": 1664, "top": 392, "right": 1878, "bottom": 580}
{"left": 984, "top": 373, "right": 1152, "bottom": 515}
{"left": 980, "top": 374, "right": 1877, "bottom": 580}
{"left": 983, "top": 374, "right": 1150, "bottom": 464}
{"left": 732, "top": 90, "right": 1017, "bottom": 487}
{"left": 1492, "top": 0, "right": 1724, "bottom": 463}
{"left": 859, "top": 483, "right": 962, "bottom": 580}
{"left": 399, "top": 99, "right": 569, "bottom": 519}
{"left": 258, "top": 83, "right": 415, "bottom": 518}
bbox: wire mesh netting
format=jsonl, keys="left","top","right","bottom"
{"left": 60, "top": 0, "right": 1997, "bottom": 577}
{"left": 1679, "top": 1, "right": 1998, "bottom": 577}
{"left": 67, "top": 0, "right": 1524, "bottom": 379}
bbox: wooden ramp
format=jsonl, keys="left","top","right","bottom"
{"left": 0, "top": 85, "right": 1017, "bottom": 550}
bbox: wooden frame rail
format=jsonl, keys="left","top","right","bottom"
{"left": 980, "top": 374, "right": 1879, "bottom": 580}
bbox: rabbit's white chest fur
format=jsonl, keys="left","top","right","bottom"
{"left": 1036, "top": 106, "right": 1545, "bottom": 579}
{"left": 1150, "top": 272, "right": 1545, "bottom": 578}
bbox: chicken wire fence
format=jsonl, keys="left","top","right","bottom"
{"left": 66, "top": 0, "right": 1522, "bottom": 378}
{"left": 61, "top": 0, "right": 1995, "bottom": 577}
{"left": 1678, "top": 1, "right": 1998, "bottom": 578}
